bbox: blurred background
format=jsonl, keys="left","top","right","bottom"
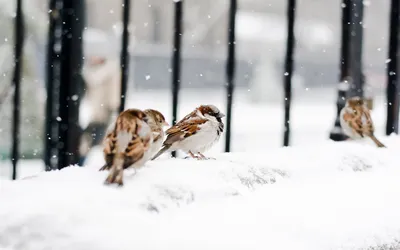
{"left": 0, "top": 0, "right": 393, "bottom": 179}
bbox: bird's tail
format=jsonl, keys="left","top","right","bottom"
{"left": 104, "top": 156, "right": 124, "bottom": 186}
{"left": 151, "top": 145, "right": 171, "bottom": 160}
{"left": 369, "top": 134, "right": 386, "bottom": 148}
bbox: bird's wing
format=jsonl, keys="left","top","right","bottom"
{"left": 361, "top": 106, "right": 375, "bottom": 135}
{"left": 122, "top": 121, "right": 152, "bottom": 168}
{"left": 102, "top": 130, "right": 117, "bottom": 168}
{"left": 164, "top": 118, "right": 208, "bottom": 146}
{"left": 343, "top": 107, "right": 369, "bottom": 138}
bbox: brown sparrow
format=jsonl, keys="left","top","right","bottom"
{"left": 339, "top": 96, "right": 386, "bottom": 147}
{"left": 100, "top": 108, "right": 153, "bottom": 186}
{"left": 151, "top": 104, "right": 225, "bottom": 160}
{"left": 143, "top": 109, "right": 169, "bottom": 158}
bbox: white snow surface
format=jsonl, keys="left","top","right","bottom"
{"left": 1, "top": 136, "right": 400, "bottom": 250}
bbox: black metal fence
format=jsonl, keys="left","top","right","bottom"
{"left": 5, "top": 0, "right": 400, "bottom": 179}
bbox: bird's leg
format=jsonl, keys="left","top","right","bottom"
{"left": 198, "top": 152, "right": 215, "bottom": 160}
{"left": 104, "top": 165, "right": 124, "bottom": 186}
{"left": 197, "top": 152, "right": 207, "bottom": 160}
{"left": 188, "top": 151, "right": 202, "bottom": 160}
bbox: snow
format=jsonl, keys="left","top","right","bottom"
{"left": 1, "top": 136, "right": 400, "bottom": 250}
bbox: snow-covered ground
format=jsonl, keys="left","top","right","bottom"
{"left": 0, "top": 135, "right": 399, "bottom": 250}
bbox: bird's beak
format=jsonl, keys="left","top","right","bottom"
{"left": 218, "top": 113, "right": 225, "bottom": 118}
{"left": 163, "top": 121, "right": 170, "bottom": 126}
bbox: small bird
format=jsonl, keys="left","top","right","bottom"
{"left": 340, "top": 96, "right": 386, "bottom": 148}
{"left": 152, "top": 104, "right": 225, "bottom": 160}
{"left": 100, "top": 108, "right": 153, "bottom": 186}
{"left": 143, "top": 109, "right": 169, "bottom": 158}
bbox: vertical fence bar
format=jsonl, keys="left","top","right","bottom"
{"left": 330, "top": 0, "right": 351, "bottom": 141}
{"left": 45, "top": 0, "right": 62, "bottom": 171}
{"left": 57, "top": 0, "right": 84, "bottom": 169}
{"left": 224, "top": 0, "right": 237, "bottom": 152}
{"left": 11, "top": 0, "right": 24, "bottom": 180}
{"left": 119, "top": 0, "right": 131, "bottom": 113}
{"left": 283, "top": 0, "right": 296, "bottom": 147}
{"left": 171, "top": 0, "right": 183, "bottom": 158}
{"left": 386, "top": 0, "right": 400, "bottom": 135}
{"left": 347, "top": 0, "right": 364, "bottom": 98}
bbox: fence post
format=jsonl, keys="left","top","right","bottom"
{"left": 386, "top": 0, "right": 400, "bottom": 135}
{"left": 119, "top": 0, "right": 131, "bottom": 113}
{"left": 224, "top": 0, "right": 237, "bottom": 152}
{"left": 44, "top": 0, "right": 84, "bottom": 170}
{"left": 44, "top": 0, "right": 60, "bottom": 171}
{"left": 283, "top": 0, "right": 296, "bottom": 147}
{"left": 58, "top": 0, "right": 84, "bottom": 169}
{"left": 347, "top": 0, "right": 364, "bottom": 98}
{"left": 329, "top": 0, "right": 351, "bottom": 141}
{"left": 11, "top": 0, "right": 24, "bottom": 179}
{"left": 171, "top": 0, "right": 183, "bottom": 158}
{"left": 329, "top": 0, "right": 364, "bottom": 140}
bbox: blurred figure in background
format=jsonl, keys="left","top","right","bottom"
{"left": 78, "top": 29, "right": 122, "bottom": 165}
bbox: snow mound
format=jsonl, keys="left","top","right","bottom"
{"left": 1, "top": 136, "right": 400, "bottom": 250}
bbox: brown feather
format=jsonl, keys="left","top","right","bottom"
{"left": 152, "top": 104, "right": 224, "bottom": 160}
{"left": 369, "top": 134, "right": 386, "bottom": 148}
{"left": 100, "top": 131, "right": 117, "bottom": 171}
{"left": 164, "top": 119, "right": 207, "bottom": 146}
{"left": 102, "top": 108, "right": 152, "bottom": 186}
{"left": 344, "top": 98, "right": 386, "bottom": 148}
{"left": 143, "top": 109, "right": 168, "bottom": 144}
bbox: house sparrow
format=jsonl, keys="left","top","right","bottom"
{"left": 143, "top": 109, "right": 169, "bottom": 158}
{"left": 151, "top": 104, "right": 225, "bottom": 160}
{"left": 340, "top": 96, "right": 386, "bottom": 147}
{"left": 100, "top": 108, "right": 153, "bottom": 186}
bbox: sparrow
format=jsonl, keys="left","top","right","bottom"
{"left": 100, "top": 108, "right": 153, "bottom": 186}
{"left": 151, "top": 104, "right": 225, "bottom": 160}
{"left": 143, "top": 109, "right": 169, "bottom": 158}
{"left": 339, "top": 96, "right": 386, "bottom": 148}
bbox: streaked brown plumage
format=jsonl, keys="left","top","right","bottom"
{"left": 100, "top": 108, "right": 153, "bottom": 186}
{"left": 152, "top": 104, "right": 224, "bottom": 160}
{"left": 339, "top": 97, "right": 386, "bottom": 148}
{"left": 143, "top": 109, "right": 169, "bottom": 158}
